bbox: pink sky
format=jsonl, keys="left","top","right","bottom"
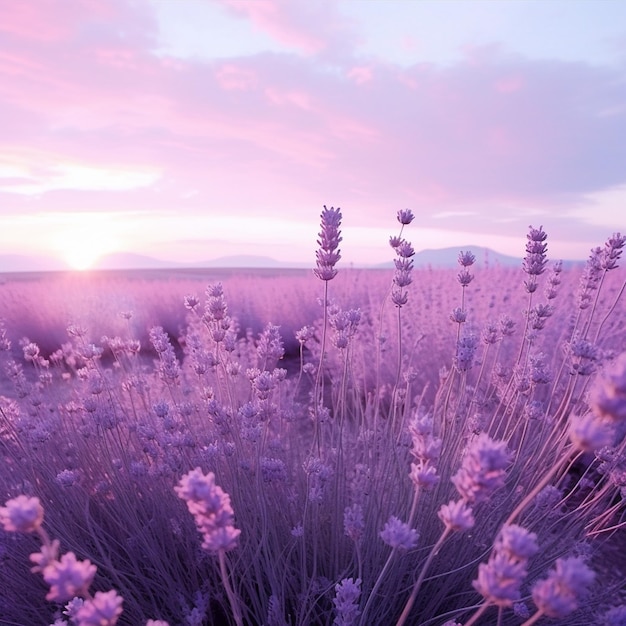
{"left": 0, "top": 0, "right": 625, "bottom": 270}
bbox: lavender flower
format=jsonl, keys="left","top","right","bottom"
{"left": 452, "top": 433, "right": 511, "bottom": 503}
{"left": 408, "top": 412, "right": 442, "bottom": 462}
{"left": 175, "top": 468, "right": 240, "bottom": 553}
{"left": 577, "top": 247, "right": 604, "bottom": 309}
{"left": 531, "top": 556, "right": 595, "bottom": 618}
{"left": 410, "top": 461, "right": 440, "bottom": 490}
{"left": 344, "top": 503, "right": 365, "bottom": 542}
{"left": 74, "top": 589, "right": 124, "bottom": 625}
{"left": 0, "top": 495, "right": 44, "bottom": 533}
{"left": 450, "top": 307, "right": 467, "bottom": 324}
{"left": 500, "top": 314, "right": 516, "bottom": 337}
{"left": 473, "top": 552, "right": 528, "bottom": 607}
{"left": 314, "top": 205, "right": 342, "bottom": 281}
{"left": 494, "top": 525, "right": 538, "bottom": 562}
{"left": 392, "top": 238, "right": 415, "bottom": 307}
{"left": 458, "top": 250, "right": 476, "bottom": 267}
{"left": 457, "top": 250, "right": 475, "bottom": 286}
{"left": 569, "top": 412, "right": 615, "bottom": 452}
{"left": 30, "top": 539, "right": 61, "bottom": 574}
{"left": 64, "top": 596, "right": 85, "bottom": 620}
{"left": 529, "top": 302, "right": 553, "bottom": 330}
{"left": 544, "top": 260, "right": 563, "bottom": 299}
{"left": 205, "top": 282, "right": 228, "bottom": 320}
{"left": 481, "top": 320, "right": 499, "bottom": 345}
{"left": 333, "top": 577, "right": 362, "bottom": 626}
{"left": 454, "top": 332, "right": 479, "bottom": 372}
{"left": 438, "top": 499, "right": 475, "bottom": 532}
{"left": 380, "top": 516, "right": 419, "bottom": 550}
{"left": 473, "top": 525, "right": 537, "bottom": 607}
{"left": 266, "top": 595, "right": 287, "bottom": 626}
{"left": 568, "top": 337, "right": 600, "bottom": 376}
{"left": 295, "top": 325, "right": 315, "bottom": 344}
{"left": 600, "top": 232, "right": 626, "bottom": 270}
{"left": 523, "top": 225, "right": 548, "bottom": 293}
{"left": 397, "top": 209, "right": 415, "bottom": 225}
{"left": 43, "top": 551, "right": 97, "bottom": 602}
{"left": 589, "top": 352, "right": 626, "bottom": 423}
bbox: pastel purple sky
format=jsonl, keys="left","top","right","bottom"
{"left": 1, "top": 0, "right": 625, "bottom": 269}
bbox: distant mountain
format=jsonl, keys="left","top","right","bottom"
{"left": 95, "top": 253, "right": 310, "bottom": 270}
{"left": 376, "top": 246, "right": 521, "bottom": 269}
{"left": 415, "top": 246, "right": 520, "bottom": 268}
{"left": 0, "top": 248, "right": 584, "bottom": 274}
{"left": 198, "top": 255, "right": 309, "bottom": 269}
{"left": 94, "top": 252, "right": 177, "bottom": 270}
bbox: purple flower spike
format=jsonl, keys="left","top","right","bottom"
{"left": 397, "top": 209, "right": 415, "bottom": 225}
{"left": 314, "top": 205, "right": 342, "bottom": 281}
{"left": 523, "top": 225, "right": 548, "bottom": 292}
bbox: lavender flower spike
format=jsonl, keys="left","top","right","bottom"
{"left": 397, "top": 209, "right": 415, "bottom": 225}
{"left": 0, "top": 495, "right": 44, "bottom": 533}
{"left": 74, "top": 589, "right": 124, "bottom": 625}
{"left": 523, "top": 225, "right": 548, "bottom": 293}
{"left": 531, "top": 556, "right": 595, "bottom": 618}
{"left": 314, "top": 205, "right": 342, "bottom": 281}
{"left": 333, "top": 577, "right": 362, "bottom": 626}
{"left": 451, "top": 433, "right": 512, "bottom": 503}
{"left": 175, "top": 467, "right": 240, "bottom": 553}
{"left": 380, "top": 516, "right": 419, "bottom": 550}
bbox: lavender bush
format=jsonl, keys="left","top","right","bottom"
{"left": 1, "top": 209, "right": 625, "bottom": 625}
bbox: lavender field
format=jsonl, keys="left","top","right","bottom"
{"left": 1, "top": 211, "right": 625, "bottom": 626}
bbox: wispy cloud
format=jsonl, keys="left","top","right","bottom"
{"left": 0, "top": 0, "right": 624, "bottom": 266}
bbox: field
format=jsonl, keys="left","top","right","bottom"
{"left": 1, "top": 216, "right": 625, "bottom": 626}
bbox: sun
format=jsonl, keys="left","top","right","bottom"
{"left": 63, "top": 240, "right": 105, "bottom": 271}
{"left": 51, "top": 214, "right": 122, "bottom": 271}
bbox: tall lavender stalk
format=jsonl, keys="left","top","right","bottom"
{"left": 518, "top": 225, "right": 548, "bottom": 364}
{"left": 313, "top": 205, "right": 342, "bottom": 452}
{"left": 390, "top": 209, "right": 415, "bottom": 429}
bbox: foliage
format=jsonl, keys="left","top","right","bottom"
{"left": 1, "top": 216, "right": 626, "bottom": 626}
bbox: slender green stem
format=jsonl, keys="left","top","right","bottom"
{"left": 462, "top": 601, "right": 491, "bottom": 626}
{"left": 313, "top": 280, "right": 330, "bottom": 454}
{"left": 395, "top": 528, "right": 451, "bottom": 626}
{"left": 219, "top": 549, "right": 243, "bottom": 626}
{"left": 361, "top": 547, "right": 398, "bottom": 625}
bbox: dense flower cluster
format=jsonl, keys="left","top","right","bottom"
{"left": 451, "top": 433, "right": 512, "bottom": 504}
{"left": 175, "top": 467, "right": 240, "bottom": 553}
{"left": 473, "top": 525, "right": 538, "bottom": 607}
{"left": 389, "top": 209, "right": 416, "bottom": 307}
{"left": 531, "top": 556, "right": 595, "bottom": 618}
{"left": 0, "top": 494, "right": 44, "bottom": 533}
{"left": 0, "top": 209, "right": 625, "bottom": 626}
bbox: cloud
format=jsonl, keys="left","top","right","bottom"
{"left": 214, "top": 0, "right": 356, "bottom": 59}
{"left": 0, "top": 0, "right": 624, "bottom": 262}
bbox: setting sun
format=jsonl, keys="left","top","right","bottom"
{"left": 62, "top": 240, "right": 105, "bottom": 271}
{"left": 50, "top": 213, "right": 122, "bottom": 271}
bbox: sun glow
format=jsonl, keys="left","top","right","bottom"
{"left": 50, "top": 213, "right": 122, "bottom": 271}
{"left": 63, "top": 240, "right": 106, "bottom": 271}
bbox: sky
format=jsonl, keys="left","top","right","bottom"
{"left": 1, "top": 0, "right": 625, "bottom": 270}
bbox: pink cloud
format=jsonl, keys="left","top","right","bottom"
{"left": 216, "top": 63, "right": 259, "bottom": 90}
{"left": 0, "top": 0, "right": 624, "bottom": 250}
{"left": 215, "top": 0, "right": 355, "bottom": 58}
{"left": 347, "top": 66, "right": 374, "bottom": 85}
